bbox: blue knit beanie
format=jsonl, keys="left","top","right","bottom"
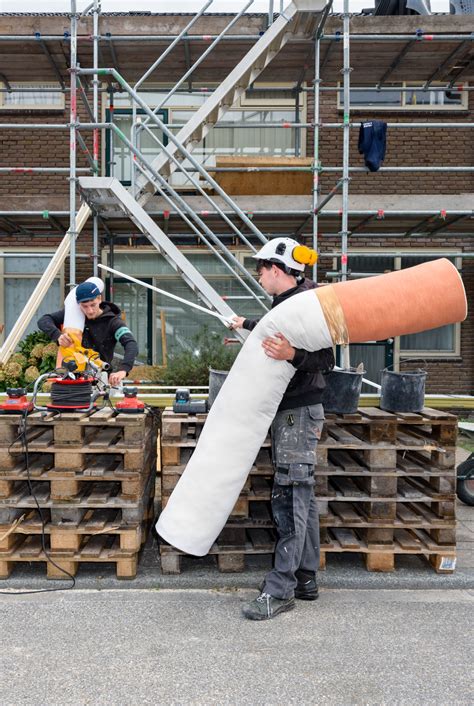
{"left": 75, "top": 281, "right": 101, "bottom": 303}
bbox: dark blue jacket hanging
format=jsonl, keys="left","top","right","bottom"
{"left": 358, "top": 120, "right": 387, "bottom": 172}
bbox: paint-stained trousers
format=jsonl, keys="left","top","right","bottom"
{"left": 263, "top": 403, "right": 324, "bottom": 600}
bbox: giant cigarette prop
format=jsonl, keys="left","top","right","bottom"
{"left": 157, "top": 259, "right": 467, "bottom": 556}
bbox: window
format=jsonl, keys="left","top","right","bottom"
{"left": 108, "top": 250, "right": 266, "bottom": 365}
{"left": 0, "top": 82, "right": 65, "bottom": 111}
{"left": 0, "top": 252, "right": 63, "bottom": 343}
{"left": 331, "top": 251, "right": 461, "bottom": 358}
{"left": 106, "top": 108, "right": 167, "bottom": 185}
{"left": 108, "top": 84, "right": 306, "bottom": 188}
{"left": 338, "top": 82, "right": 468, "bottom": 112}
{"left": 404, "top": 85, "right": 465, "bottom": 109}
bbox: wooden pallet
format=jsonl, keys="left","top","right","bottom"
{"left": 221, "top": 498, "right": 456, "bottom": 530}
{"left": 220, "top": 498, "right": 456, "bottom": 550}
{"left": 161, "top": 409, "right": 270, "bottom": 466}
{"left": 0, "top": 534, "right": 141, "bottom": 579}
{"left": 2, "top": 427, "right": 154, "bottom": 472}
{"left": 159, "top": 526, "right": 456, "bottom": 575}
{"left": 0, "top": 505, "right": 153, "bottom": 554}
{"left": 0, "top": 409, "right": 159, "bottom": 580}
{"left": 161, "top": 407, "right": 456, "bottom": 448}
{"left": 0, "top": 468, "right": 155, "bottom": 525}
{"left": 162, "top": 474, "right": 456, "bottom": 518}
{"left": 160, "top": 407, "right": 458, "bottom": 576}
{"left": 0, "top": 408, "right": 158, "bottom": 446}
{"left": 161, "top": 409, "right": 208, "bottom": 440}
{"left": 0, "top": 451, "right": 156, "bottom": 502}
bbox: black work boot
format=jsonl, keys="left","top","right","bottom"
{"left": 242, "top": 592, "right": 295, "bottom": 621}
{"left": 295, "top": 570, "right": 319, "bottom": 601}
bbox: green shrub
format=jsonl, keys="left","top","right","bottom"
{"left": 0, "top": 330, "right": 58, "bottom": 391}
{"left": 161, "top": 326, "right": 239, "bottom": 386}
{"left": 127, "top": 365, "right": 165, "bottom": 383}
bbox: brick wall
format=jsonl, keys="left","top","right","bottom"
{"left": 0, "top": 94, "right": 94, "bottom": 199}
{"left": 0, "top": 93, "right": 99, "bottom": 284}
{"left": 306, "top": 88, "right": 474, "bottom": 195}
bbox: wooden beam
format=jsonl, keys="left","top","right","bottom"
{"left": 0, "top": 202, "right": 91, "bottom": 364}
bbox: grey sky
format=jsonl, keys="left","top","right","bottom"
{"left": 0, "top": 1, "right": 452, "bottom": 14}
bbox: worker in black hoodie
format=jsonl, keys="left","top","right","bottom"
{"left": 38, "top": 280, "right": 138, "bottom": 387}
{"left": 231, "top": 238, "right": 335, "bottom": 621}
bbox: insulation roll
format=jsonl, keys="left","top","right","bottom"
{"left": 157, "top": 290, "right": 332, "bottom": 556}
{"left": 156, "top": 258, "right": 467, "bottom": 556}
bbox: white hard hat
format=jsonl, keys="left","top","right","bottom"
{"left": 252, "top": 237, "right": 317, "bottom": 273}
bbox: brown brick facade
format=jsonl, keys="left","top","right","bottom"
{"left": 307, "top": 90, "right": 474, "bottom": 195}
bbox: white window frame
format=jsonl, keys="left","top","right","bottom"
{"left": 337, "top": 81, "right": 469, "bottom": 112}
{"left": 0, "top": 82, "right": 65, "bottom": 111}
{"left": 330, "top": 248, "right": 462, "bottom": 359}
{"left": 0, "top": 249, "right": 65, "bottom": 345}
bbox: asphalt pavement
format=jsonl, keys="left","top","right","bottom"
{"left": 1, "top": 587, "right": 472, "bottom": 706}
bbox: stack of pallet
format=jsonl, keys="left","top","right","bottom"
{"left": 159, "top": 406, "right": 457, "bottom": 575}
{"left": 0, "top": 407, "right": 158, "bottom": 579}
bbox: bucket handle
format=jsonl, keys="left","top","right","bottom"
{"left": 383, "top": 357, "right": 427, "bottom": 373}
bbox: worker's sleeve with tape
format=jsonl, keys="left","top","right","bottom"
{"left": 110, "top": 320, "right": 139, "bottom": 373}
{"left": 37, "top": 309, "right": 65, "bottom": 342}
{"left": 292, "top": 346, "right": 335, "bottom": 373}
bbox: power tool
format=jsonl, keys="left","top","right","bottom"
{"left": 172, "top": 388, "right": 207, "bottom": 414}
{"left": 0, "top": 388, "right": 34, "bottom": 415}
{"left": 32, "top": 339, "right": 111, "bottom": 413}
{"left": 115, "top": 387, "right": 145, "bottom": 414}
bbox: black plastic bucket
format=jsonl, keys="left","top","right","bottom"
{"left": 380, "top": 368, "right": 427, "bottom": 413}
{"left": 208, "top": 368, "right": 229, "bottom": 408}
{"left": 322, "top": 368, "right": 364, "bottom": 415}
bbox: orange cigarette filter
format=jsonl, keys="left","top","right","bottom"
{"left": 330, "top": 258, "right": 467, "bottom": 343}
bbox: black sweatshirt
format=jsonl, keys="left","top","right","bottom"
{"left": 37, "top": 301, "right": 138, "bottom": 374}
{"left": 243, "top": 279, "right": 335, "bottom": 411}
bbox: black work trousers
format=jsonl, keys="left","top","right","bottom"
{"left": 263, "top": 403, "right": 324, "bottom": 600}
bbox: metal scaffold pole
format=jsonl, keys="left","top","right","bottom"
{"left": 92, "top": 0, "right": 100, "bottom": 277}
{"left": 69, "top": 0, "right": 78, "bottom": 288}
{"left": 341, "top": 0, "right": 351, "bottom": 369}
{"left": 312, "top": 34, "right": 321, "bottom": 282}
{"left": 312, "top": 1, "right": 332, "bottom": 282}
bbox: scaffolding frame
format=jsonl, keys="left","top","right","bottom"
{"left": 0, "top": 2, "right": 472, "bottom": 366}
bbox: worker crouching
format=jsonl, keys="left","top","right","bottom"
{"left": 38, "top": 280, "right": 138, "bottom": 388}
